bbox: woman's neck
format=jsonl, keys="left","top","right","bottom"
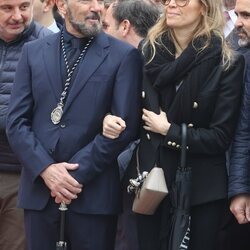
{"left": 173, "top": 30, "right": 192, "bottom": 57}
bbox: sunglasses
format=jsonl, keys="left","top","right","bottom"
{"left": 162, "top": 0, "right": 190, "bottom": 7}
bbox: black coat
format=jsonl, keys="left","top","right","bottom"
{"left": 138, "top": 55, "right": 244, "bottom": 206}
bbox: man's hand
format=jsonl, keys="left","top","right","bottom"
{"left": 40, "top": 162, "right": 83, "bottom": 204}
{"left": 102, "top": 114, "right": 126, "bottom": 139}
{"left": 230, "top": 194, "right": 250, "bottom": 224}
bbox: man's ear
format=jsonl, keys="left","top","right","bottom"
{"left": 55, "top": 0, "right": 67, "bottom": 16}
{"left": 120, "top": 19, "right": 131, "bottom": 37}
{"left": 43, "top": 0, "right": 55, "bottom": 12}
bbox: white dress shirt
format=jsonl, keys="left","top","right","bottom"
{"left": 47, "top": 19, "right": 60, "bottom": 33}
{"left": 224, "top": 9, "right": 237, "bottom": 38}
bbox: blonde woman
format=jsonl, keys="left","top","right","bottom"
{"left": 103, "top": 0, "right": 244, "bottom": 249}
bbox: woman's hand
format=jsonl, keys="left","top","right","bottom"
{"left": 142, "top": 108, "right": 170, "bottom": 135}
{"left": 102, "top": 114, "right": 126, "bottom": 139}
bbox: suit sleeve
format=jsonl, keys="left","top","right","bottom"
{"left": 69, "top": 48, "right": 142, "bottom": 184}
{"left": 162, "top": 55, "right": 244, "bottom": 155}
{"left": 6, "top": 44, "right": 55, "bottom": 181}
{"left": 229, "top": 54, "right": 250, "bottom": 198}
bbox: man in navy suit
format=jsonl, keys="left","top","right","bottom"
{"left": 228, "top": 3, "right": 250, "bottom": 249}
{"left": 216, "top": 1, "right": 250, "bottom": 250}
{"left": 229, "top": 0, "right": 250, "bottom": 223}
{"left": 6, "top": 0, "right": 142, "bottom": 249}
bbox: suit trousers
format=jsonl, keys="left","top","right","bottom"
{"left": 137, "top": 198, "right": 226, "bottom": 250}
{"left": 24, "top": 197, "right": 118, "bottom": 250}
{"left": 115, "top": 189, "right": 139, "bottom": 250}
{"left": 216, "top": 202, "right": 250, "bottom": 250}
{"left": 0, "top": 172, "right": 26, "bottom": 250}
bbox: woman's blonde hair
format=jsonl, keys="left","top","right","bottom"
{"left": 143, "top": 0, "right": 233, "bottom": 70}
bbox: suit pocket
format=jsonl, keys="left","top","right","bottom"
{"left": 87, "top": 74, "right": 112, "bottom": 83}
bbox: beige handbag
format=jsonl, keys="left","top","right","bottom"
{"left": 128, "top": 147, "right": 168, "bottom": 215}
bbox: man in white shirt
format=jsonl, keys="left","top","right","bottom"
{"left": 33, "top": 0, "right": 61, "bottom": 33}
{"left": 223, "top": 0, "right": 237, "bottom": 37}
{"left": 102, "top": 1, "right": 160, "bottom": 249}
{"left": 224, "top": 8, "right": 237, "bottom": 37}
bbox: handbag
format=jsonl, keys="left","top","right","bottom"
{"left": 128, "top": 147, "right": 168, "bottom": 215}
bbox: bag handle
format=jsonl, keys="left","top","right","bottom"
{"left": 135, "top": 144, "right": 159, "bottom": 176}
{"left": 135, "top": 146, "right": 141, "bottom": 177}
{"left": 180, "top": 123, "right": 187, "bottom": 170}
{"left": 127, "top": 146, "right": 148, "bottom": 194}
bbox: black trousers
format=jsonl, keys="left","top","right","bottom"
{"left": 24, "top": 198, "right": 118, "bottom": 250}
{"left": 137, "top": 198, "right": 227, "bottom": 250}
{"left": 216, "top": 202, "right": 250, "bottom": 250}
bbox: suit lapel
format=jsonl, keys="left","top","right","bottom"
{"left": 43, "top": 33, "right": 63, "bottom": 101}
{"left": 64, "top": 32, "right": 109, "bottom": 111}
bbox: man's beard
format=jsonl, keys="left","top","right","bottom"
{"left": 68, "top": 8, "right": 102, "bottom": 37}
{"left": 238, "top": 38, "right": 249, "bottom": 48}
{"left": 237, "top": 27, "right": 250, "bottom": 48}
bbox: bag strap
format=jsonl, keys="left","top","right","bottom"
{"left": 135, "top": 146, "right": 141, "bottom": 176}
{"left": 127, "top": 146, "right": 148, "bottom": 194}
{"left": 180, "top": 123, "right": 187, "bottom": 171}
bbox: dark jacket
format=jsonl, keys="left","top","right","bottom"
{"left": 139, "top": 54, "right": 244, "bottom": 206}
{"left": 6, "top": 31, "right": 142, "bottom": 213}
{"left": 0, "top": 21, "right": 52, "bottom": 172}
{"left": 229, "top": 51, "right": 250, "bottom": 198}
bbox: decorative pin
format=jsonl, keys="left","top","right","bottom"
{"left": 51, "top": 104, "right": 63, "bottom": 125}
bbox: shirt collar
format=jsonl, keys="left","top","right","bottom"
{"left": 62, "top": 26, "right": 89, "bottom": 49}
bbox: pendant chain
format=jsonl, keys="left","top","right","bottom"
{"left": 50, "top": 30, "right": 93, "bottom": 125}
{"left": 59, "top": 31, "right": 93, "bottom": 107}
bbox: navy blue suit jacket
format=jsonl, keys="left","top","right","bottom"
{"left": 229, "top": 51, "right": 250, "bottom": 198}
{"left": 6, "top": 31, "right": 142, "bottom": 214}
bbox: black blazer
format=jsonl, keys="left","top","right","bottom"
{"left": 138, "top": 55, "right": 244, "bottom": 206}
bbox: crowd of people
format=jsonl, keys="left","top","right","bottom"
{"left": 0, "top": 0, "right": 250, "bottom": 250}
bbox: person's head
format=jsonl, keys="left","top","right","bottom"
{"left": 103, "top": 0, "right": 114, "bottom": 15}
{"left": 33, "top": 0, "right": 55, "bottom": 26}
{"left": 103, "top": 0, "right": 159, "bottom": 46}
{"left": 223, "top": 0, "right": 236, "bottom": 10}
{"left": 144, "top": 0, "right": 232, "bottom": 69}
{"left": 56, "top": 0, "right": 104, "bottom": 37}
{"left": 149, "top": 0, "right": 164, "bottom": 12}
{"left": 0, "top": 0, "right": 33, "bottom": 42}
{"left": 104, "top": 0, "right": 113, "bottom": 7}
{"left": 234, "top": 0, "right": 250, "bottom": 47}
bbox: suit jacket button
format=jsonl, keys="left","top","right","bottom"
{"left": 172, "top": 142, "right": 176, "bottom": 146}
{"left": 60, "top": 123, "right": 66, "bottom": 128}
{"left": 188, "top": 123, "right": 194, "bottom": 128}
{"left": 167, "top": 141, "right": 172, "bottom": 146}
{"left": 193, "top": 102, "right": 198, "bottom": 109}
{"left": 142, "top": 91, "right": 146, "bottom": 98}
{"left": 146, "top": 133, "right": 151, "bottom": 140}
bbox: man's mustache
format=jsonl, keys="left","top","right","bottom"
{"left": 85, "top": 12, "right": 101, "bottom": 22}
{"left": 9, "top": 20, "right": 24, "bottom": 25}
{"left": 236, "top": 27, "right": 247, "bottom": 36}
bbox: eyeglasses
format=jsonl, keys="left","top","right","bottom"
{"left": 162, "top": 0, "right": 190, "bottom": 7}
